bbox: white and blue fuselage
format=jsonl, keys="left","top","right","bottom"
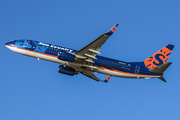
{"left": 5, "top": 39, "right": 161, "bottom": 80}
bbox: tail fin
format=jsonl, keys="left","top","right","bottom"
{"left": 144, "top": 44, "right": 174, "bottom": 69}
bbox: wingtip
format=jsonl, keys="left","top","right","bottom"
{"left": 105, "top": 24, "right": 119, "bottom": 35}
{"left": 104, "top": 76, "right": 111, "bottom": 83}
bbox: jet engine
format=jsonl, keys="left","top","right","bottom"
{"left": 58, "top": 65, "right": 78, "bottom": 76}
{"left": 58, "top": 52, "right": 75, "bottom": 62}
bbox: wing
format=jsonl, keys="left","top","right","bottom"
{"left": 73, "top": 24, "right": 119, "bottom": 64}
{"left": 80, "top": 71, "right": 111, "bottom": 83}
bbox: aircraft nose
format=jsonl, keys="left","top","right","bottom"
{"left": 5, "top": 41, "right": 15, "bottom": 47}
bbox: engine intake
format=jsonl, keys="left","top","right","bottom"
{"left": 58, "top": 52, "right": 75, "bottom": 62}
{"left": 58, "top": 65, "right": 77, "bottom": 76}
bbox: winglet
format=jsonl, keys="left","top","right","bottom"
{"left": 104, "top": 76, "right": 111, "bottom": 83}
{"left": 105, "top": 24, "right": 119, "bottom": 35}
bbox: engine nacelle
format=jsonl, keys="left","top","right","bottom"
{"left": 58, "top": 65, "right": 77, "bottom": 76}
{"left": 58, "top": 52, "right": 75, "bottom": 62}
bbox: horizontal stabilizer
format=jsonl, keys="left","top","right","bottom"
{"left": 159, "top": 76, "right": 167, "bottom": 82}
{"left": 149, "top": 62, "right": 172, "bottom": 74}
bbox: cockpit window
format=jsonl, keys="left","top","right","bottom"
{"left": 14, "top": 40, "right": 19, "bottom": 42}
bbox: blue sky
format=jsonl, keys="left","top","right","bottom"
{"left": 0, "top": 0, "right": 180, "bottom": 119}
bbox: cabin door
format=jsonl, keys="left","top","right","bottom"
{"left": 135, "top": 65, "right": 140, "bottom": 74}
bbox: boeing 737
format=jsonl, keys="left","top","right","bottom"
{"left": 5, "top": 24, "right": 174, "bottom": 83}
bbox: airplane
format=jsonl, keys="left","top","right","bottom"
{"left": 5, "top": 24, "right": 174, "bottom": 83}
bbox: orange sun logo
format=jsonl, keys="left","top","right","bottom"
{"left": 144, "top": 47, "right": 172, "bottom": 69}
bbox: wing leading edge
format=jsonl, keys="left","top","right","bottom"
{"left": 69, "top": 24, "right": 118, "bottom": 82}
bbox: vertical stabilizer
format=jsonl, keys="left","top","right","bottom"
{"left": 144, "top": 44, "right": 174, "bottom": 69}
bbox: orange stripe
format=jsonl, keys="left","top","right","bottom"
{"left": 94, "top": 65, "right": 159, "bottom": 77}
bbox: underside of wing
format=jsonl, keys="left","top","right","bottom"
{"left": 74, "top": 24, "right": 119, "bottom": 64}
